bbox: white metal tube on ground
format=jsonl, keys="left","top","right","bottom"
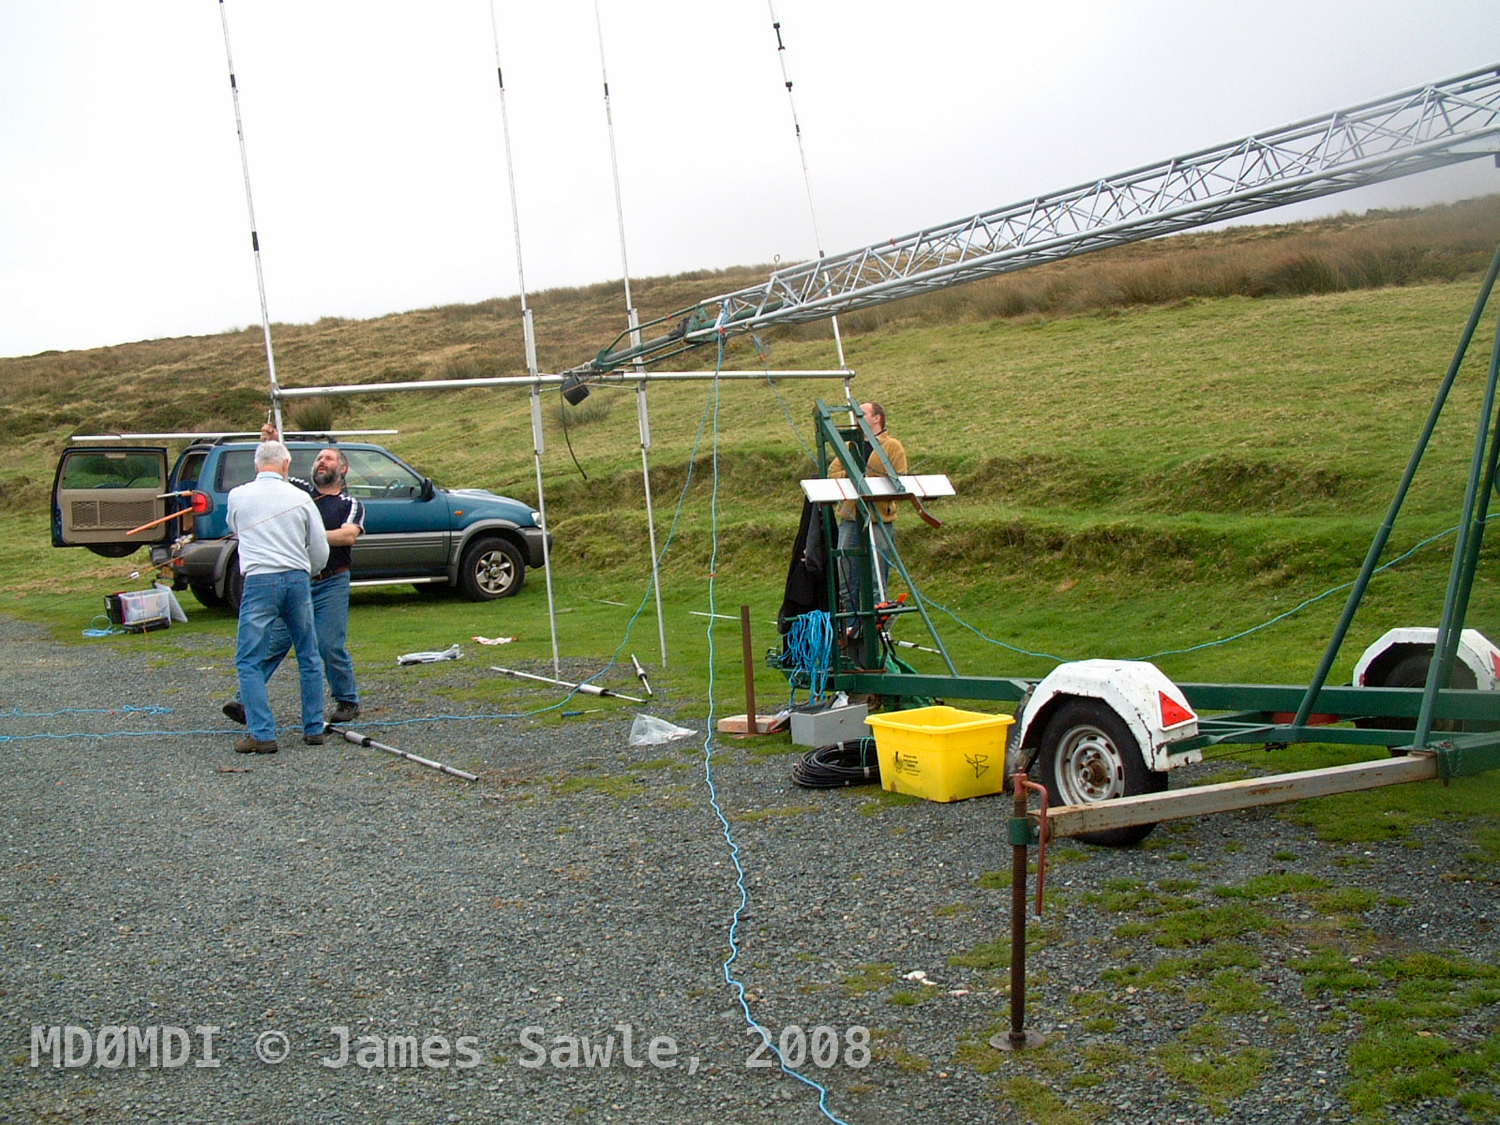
{"left": 489, "top": 664, "right": 644, "bottom": 703}
{"left": 330, "top": 726, "right": 478, "bottom": 782}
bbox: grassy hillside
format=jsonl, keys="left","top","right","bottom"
{"left": 4, "top": 196, "right": 1500, "bottom": 695}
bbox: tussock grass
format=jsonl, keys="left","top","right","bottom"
{"left": 549, "top": 392, "right": 618, "bottom": 428}
{"left": 289, "top": 397, "right": 336, "bottom": 433}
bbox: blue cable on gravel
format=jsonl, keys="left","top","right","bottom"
{"left": 694, "top": 336, "right": 851, "bottom": 1125}
{"left": 4, "top": 704, "right": 173, "bottom": 718}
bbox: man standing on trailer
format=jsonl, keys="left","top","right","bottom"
{"left": 830, "top": 401, "right": 907, "bottom": 639}
{"left": 227, "top": 440, "right": 329, "bottom": 754}
{"left": 224, "top": 424, "right": 365, "bottom": 728}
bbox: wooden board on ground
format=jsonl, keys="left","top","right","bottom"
{"left": 716, "top": 714, "right": 788, "bottom": 735}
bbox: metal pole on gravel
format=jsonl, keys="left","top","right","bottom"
{"left": 489, "top": 665, "right": 644, "bottom": 702}
{"left": 327, "top": 726, "right": 478, "bottom": 783}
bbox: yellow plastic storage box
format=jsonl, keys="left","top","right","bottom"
{"left": 865, "top": 705, "right": 1014, "bottom": 803}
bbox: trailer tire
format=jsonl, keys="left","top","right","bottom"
{"left": 1361, "top": 649, "right": 1479, "bottom": 754}
{"left": 1039, "top": 698, "right": 1167, "bottom": 847}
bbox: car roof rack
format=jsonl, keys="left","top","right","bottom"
{"left": 67, "top": 430, "right": 399, "bottom": 443}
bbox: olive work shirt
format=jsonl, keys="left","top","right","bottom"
{"left": 829, "top": 430, "right": 908, "bottom": 523}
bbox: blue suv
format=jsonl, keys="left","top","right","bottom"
{"left": 53, "top": 436, "right": 549, "bottom": 608}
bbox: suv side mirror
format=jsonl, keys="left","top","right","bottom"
{"left": 420, "top": 478, "right": 435, "bottom": 502}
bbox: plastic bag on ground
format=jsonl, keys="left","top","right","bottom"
{"left": 397, "top": 643, "right": 462, "bottom": 666}
{"left": 629, "top": 714, "right": 697, "bottom": 746}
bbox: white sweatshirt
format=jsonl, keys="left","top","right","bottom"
{"left": 227, "top": 471, "right": 331, "bottom": 577}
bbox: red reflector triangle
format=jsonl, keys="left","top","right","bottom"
{"left": 1159, "top": 691, "right": 1195, "bottom": 728}
{"left": 1491, "top": 651, "right": 1500, "bottom": 682}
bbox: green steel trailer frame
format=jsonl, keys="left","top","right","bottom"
{"left": 800, "top": 244, "right": 1500, "bottom": 832}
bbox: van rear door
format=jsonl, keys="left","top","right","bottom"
{"left": 51, "top": 446, "right": 171, "bottom": 557}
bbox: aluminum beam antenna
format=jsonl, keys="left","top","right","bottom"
{"left": 592, "top": 0, "right": 668, "bottom": 667}
{"left": 569, "top": 63, "right": 1500, "bottom": 376}
{"left": 216, "top": 0, "right": 283, "bottom": 434}
{"left": 766, "top": 0, "right": 846, "bottom": 372}
{"left": 488, "top": 1, "right": 561, "bottom": 677}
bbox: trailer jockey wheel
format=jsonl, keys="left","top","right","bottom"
{"left": 1038, "top": 698, "right": 1167, "bottom": 847}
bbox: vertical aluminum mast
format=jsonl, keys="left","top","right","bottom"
{"left": 216, "top": 0, "right": 284, "bottom": 434}
{"left": 593, "top": 0, "right": 669, "bottom": 668}
{"left": 488, "top": 0, "right": 561, "bottom": 677}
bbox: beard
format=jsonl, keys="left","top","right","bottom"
{"left": 313, "top": 465, "right": 341, "bottom": 489}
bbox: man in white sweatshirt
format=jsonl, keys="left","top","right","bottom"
{"left": 226, "top": 440, "right": 330, "bottom": 754}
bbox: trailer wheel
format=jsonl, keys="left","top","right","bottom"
{"left": 1360, "top": 650, "right": 1478, "bottom": 753}
{"left": 1039, "top": 698, "right": 1167, "bottom": 847}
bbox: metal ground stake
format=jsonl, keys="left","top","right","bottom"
{"left": 992, "top": 774, "right": 1046, "bottom": 1051}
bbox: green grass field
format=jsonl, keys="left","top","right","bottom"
{"left": 5, "top": 203, "right": 1500, "bottom": 791}
{"left": 8, "top": 271, "right": 1500, "bottom": 677}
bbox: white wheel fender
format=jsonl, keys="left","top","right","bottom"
{"left": 1013, "top": 659, "right": 1200, "bottom": 774}
{"left": 1352, "top": 628, "right": 1500, "bottom": 690}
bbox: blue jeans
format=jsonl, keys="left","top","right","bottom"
{"left": 235, "top": 570, "right": 325, "bottom": 741}
{"left": 837, "top": 518, "right": 894, "bottom": 633}
{"left": 259, "top": 571, "right": 358, "bottom": 707}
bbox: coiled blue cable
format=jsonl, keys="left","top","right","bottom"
{"left": 784, "top": 610, "right": 834, "bottom": 703}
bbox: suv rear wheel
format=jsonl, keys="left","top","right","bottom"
{"left": 191, "top": 582, "right": 228, "bottom": 609}
{"left": 459, "top": 537, "right": 524, "bottom": 600}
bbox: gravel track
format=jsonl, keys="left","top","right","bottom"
{"left": 3, "top": 614, "right": 1497, "bottom": 1124}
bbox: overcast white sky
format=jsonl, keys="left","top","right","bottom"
{"left": 2, "top": 0, "right": 1498, "bottom": 359}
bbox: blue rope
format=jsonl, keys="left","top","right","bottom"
{"left": 752, "top": 333, "right": 819, "bottom": 467}
{"left": 4, "top": 704, "right": 173, "bottom": 718}
{"left": 698, "top": 330, "right": 850, "bottom": 1125}
{"left": 906, "top": 518, "right": 1484, "bottom": 669}
{"left": 1127, "top": 519, "right": 1476, "bottom": 662}
{"left": 784, "top": 610, "right": 834, "bottom": 703}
